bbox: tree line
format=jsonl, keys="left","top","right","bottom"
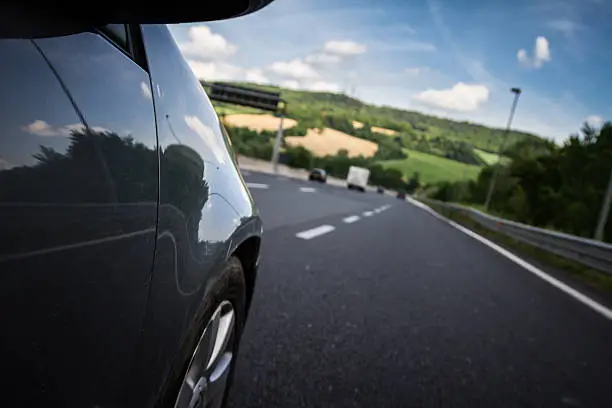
{"left": 430, "top": 122, "right": 612, "bottom": 242}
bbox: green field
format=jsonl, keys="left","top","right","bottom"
{"left": 380, "top": 148, "right": 481, "bottom": 184}
{"left": 473, "top": 148, "right": 510, "bottom": 165}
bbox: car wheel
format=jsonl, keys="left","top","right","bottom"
{"left": 171, "top": 257, "right": 246, "bottom": 408}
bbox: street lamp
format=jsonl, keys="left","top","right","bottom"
{"left": 484, "top": 87, "right": 522, "bottom": 212}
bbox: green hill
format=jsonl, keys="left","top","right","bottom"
{"left": 208, "top": 82, "right": 545, "bottom": 184}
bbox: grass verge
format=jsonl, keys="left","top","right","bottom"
{"left": 424, "top": 200, "right": 612, "bottom": 299}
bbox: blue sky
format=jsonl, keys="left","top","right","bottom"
{"left": 169, "top": 0, "right": 612, "bottom": 141}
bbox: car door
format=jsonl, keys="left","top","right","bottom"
{"left": 0, "top": 25, "right": 158, "bottom": 407}
{"left": 124, "top": 24, "right": 260, "bottom": 407}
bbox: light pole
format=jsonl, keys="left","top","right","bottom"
{"left": 270, "top": 101, "right": 287, "bottom": 174}
{"left": 595, "top": 167, "right": 612, "bottom": 241}
{"left": 484, "top": 87, "right": 522, "bottom": 212}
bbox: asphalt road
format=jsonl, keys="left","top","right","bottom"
{"left": 229, "top": 171, "right": 612, "bottom": 408}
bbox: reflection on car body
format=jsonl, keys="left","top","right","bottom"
{"left": 0, "top": 23, "right": 262, "bottom": 408}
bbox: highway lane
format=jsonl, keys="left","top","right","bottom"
{"left": 229, "top": 171, "right": 612, "bottom": 408}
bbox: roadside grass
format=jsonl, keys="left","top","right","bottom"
{"left": 380, "top": 148, "right": 481, "bottom": 184}
{"left": 424, "top": 200, "right": 612, "bottom": 298}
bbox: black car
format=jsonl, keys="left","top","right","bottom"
{"left": 377, "top": 186, "right": 385, "bottom": 194}
{"left": 309, "top": 168, "right": 328, "bottom": 183}
{"left": 397, "top": 191, "right": 407, "bottom": 199}
{"left": 0, "top": 5, "right": 272, "bottom": 407}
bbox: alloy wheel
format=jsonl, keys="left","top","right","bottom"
{"left": 174, "top": 301, "right": 236, "bottom": 408}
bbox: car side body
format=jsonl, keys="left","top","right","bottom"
{"left": 0, "top": 24, "right": 262, "bottom": 408}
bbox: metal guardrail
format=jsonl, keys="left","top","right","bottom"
{"left": 419, "top": 198, "right": 612, "bottom": 275}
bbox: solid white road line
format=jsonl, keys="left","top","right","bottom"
{"left": 343, "top": 215, "right": 360, "bottom": 224}
{"left": 296, "top": 225, "right": 336, "bottom": 240}
{"left": 246, "top": 182, "right": 269, "bottom": 189}
{"left": 406, "top": 197, "right": 612, "bottom": 321}
{"left": 299, "top": 187, "right": 316, "bottom": 192}
{"left": 363, "top": 211, "right": 374, "bottom": 217}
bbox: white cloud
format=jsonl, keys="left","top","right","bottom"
{"left": 281, "top": 80, "right": 300, "bottom": 89}
{"left": 187, "top": 60, "right": 242, "bottom": 81}
{"left": 140, "top": 81, "right": 152, "bottom": 100}
{"left": 517, "top": 36, "right": 551, "bottom": 69}
{"left": 245, "top": 68, "right": 270, "bottom": 84}
{"left": 269, "top": 58, "right": 318, "bottom": 79}
{"left": 23, "top": 120, "right": 56, "bottom": 136}
{"left": 413, "top": 82, "right": 489, "bottom": 112}
{"left": 323, "top": 40, "right": 367, "bottom": 56}
{"left": 23, "top": 120, "right": 108, "bottom": 137}
{"left": 586, "top": 115, "right": 604, "bottom": 127}
{"left": 179, "top": 25, "right": 237, "bottom": 61}
{"left": 305, "top": 53, "right": 342, "bottom": 65}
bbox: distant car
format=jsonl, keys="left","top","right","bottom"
{"left": 377, "top": 186, "right": 385, "bottom": 194}
{"left": 309, "top": 168, "right": 327, "bottom": 183}
{"left": 397, "top": 191, "right": 407, "bottom": 199}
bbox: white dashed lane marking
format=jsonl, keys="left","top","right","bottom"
{"left": 246, "top": 183, "right": 269, "bottom": 189}
{"left": 296, "top": 225, "right": 335, "bottom": 240}
{"left": 299, "top": 187, "right": 317, "bottom": 193}
{"left": 343, "top": 215, "right": 360, "bottom": 224}
{"left": 363, "top": 211, "right": 374, "bottom": 217}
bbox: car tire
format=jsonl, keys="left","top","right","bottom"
{"left": 159, "top": 256, "right": 247, "bottom": 408}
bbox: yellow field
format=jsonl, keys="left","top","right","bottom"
{"left": 223, "top": 114, "right": 297, "bottom": 132}
{"left": 371, "top": 126, "right": 397, "bottom": 136}
{"left": 352, "top": 120, "right": 396, "bottom": 135}
{"left": 286, "top": 128, "right": 378, "bottom": 158}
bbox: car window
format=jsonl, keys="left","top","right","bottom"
{"left": 100, "top": 24, "right": 129, "bottom": 52}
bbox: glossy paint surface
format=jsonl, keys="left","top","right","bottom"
{"left": 0, "top": 25, "right": 261, "bottom": 408}
{"left": 126, "top": 25, "right": 261, "bottom": 407}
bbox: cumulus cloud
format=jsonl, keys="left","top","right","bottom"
{"left": 269, "top": 58, "right": 318, "bottom": 79}
{"left": 586, "top": 115, "right": 604, "bottom": 127}
{"left": 517, "top": 36, "right": 551, "bottom": 69}
{"left": 323, "top": 40, "right": 367, "bottom": 56}
{"left": 187, "top": 61, "right": 242, "bottom": 81}
{"left": 179, "top": 25, "right": 237, "bottom": 61}
{"left": 245, "top": 68, "right": 270, "bottom": 84}
{"left": 23, "top": 120, "right": 56, "bottom": 136}
{"left": 23, "top": 120, "right": 109, "bottom": 137}
{"left": 413, "top": 82, "right": 489, "bottom": 112}
{"left": 140, "top": 81, "right": 152, "bottom": 100}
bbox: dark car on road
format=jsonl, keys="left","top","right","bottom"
{"left": 0, "top": 3, "right": 273, "bottom": 407}
{"left": 397, "top": 191, "right": 407, "bottom": 200}
{"left": 377, "top": 186, "right": 385, "bottom": 194}
{"left": 308, "top": 168, "right": 327, "bottom": 183}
